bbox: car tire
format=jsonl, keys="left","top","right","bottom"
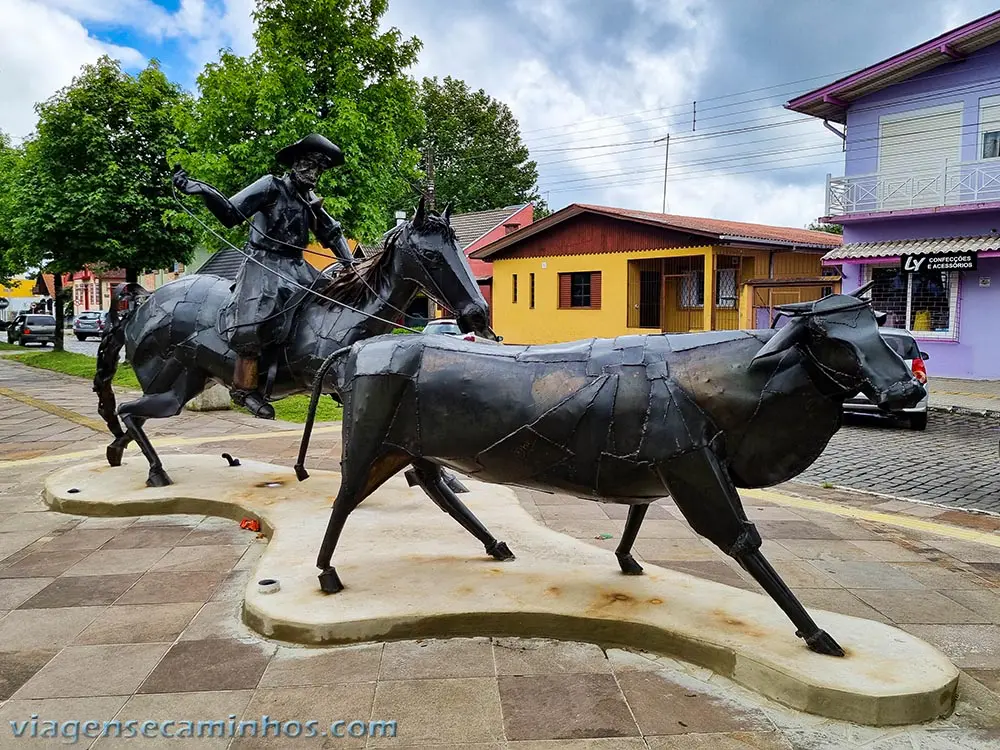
{"left": 75, "top": 334, "right": 87, "bottom": 341}
{"left": 18, "top": 339, "right": 26, "bottom": 346}
{"left": 909, "top": 412, "right": 928, "bottom": 431}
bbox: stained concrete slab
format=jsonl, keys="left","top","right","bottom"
{"left": 43, "top": 455, "right": 959, "bottom": 726}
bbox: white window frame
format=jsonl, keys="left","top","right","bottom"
{"left": 862, "top": 264, "right": 960, "bottom": 341}
{"left": 979, "top": 94, "right": 1000, "bottom": 161}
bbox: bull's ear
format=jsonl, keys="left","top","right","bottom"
{"left": 751, "top": 317, "right": 807, "bottom": 365}
{"left": 413, "top": 195, "right": 427, "bottom": 227}
{"left": 873, "top": 309, "right": 888, "bottom": 326}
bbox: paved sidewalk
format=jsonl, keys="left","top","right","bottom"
{"left": 2, "top": 359, "right": 1000, "bottom": 747}
{"left": 930, "top": 377, "right": 1000, "bottom": 416}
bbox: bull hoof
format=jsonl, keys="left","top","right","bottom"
{"left": 617, "top": 553, "right": 644, "bottom": 575}
{"left": 798, "top": 628, "right": 845, "bottom": 657}
{"left": 442, "top": 472, "right": 469, "bottom": 494}
{"left": 106, "top": 444, "right": 124, "bottom": 467}
{"left": 486, "top": 540, "right": 515, "bottom": 561}
{"left": 146, "top": 469, "right": 172, "bottom": 488}
{"left": 318, "top": 567, "right": 344, "bottom": 594}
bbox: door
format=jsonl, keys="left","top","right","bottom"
{"left": 638, "top": 269, "right": 662, "bottom": 328}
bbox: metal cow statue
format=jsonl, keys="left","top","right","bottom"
{"left": 300, "top": 288, "right": 925, "bottom": 657}
{"left": 93, "top": 198, "right": 495, "bottom": 488}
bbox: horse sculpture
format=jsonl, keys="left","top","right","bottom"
{"left": 93, "top": 199, "right": 495, "bottom": 491}
{"left": 299, "top": 288, "right": 926, "bottom": 656}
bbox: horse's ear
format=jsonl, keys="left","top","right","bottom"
{"left": 443, "top": 202, "right": 453, "bottom": 223}
{"left": 751, "top": 317, "right": 808, "bottom": 365}
{"left": 413, "top": 195, "right": 426, "bottom": 227}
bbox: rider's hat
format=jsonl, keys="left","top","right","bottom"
{"left": 276, "top": 133, "right": 345, "bottom": 168}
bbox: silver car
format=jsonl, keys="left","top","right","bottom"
{"left": 422, "top": 318, "right": 502, "bottom": 344}
{"left": 7, "top": 314, "right": 57, "bottom": 346}
{"left": 842, "top": 327, "right": 929, "bottom": 430}
{"left": 73, "top": 310, "right": 108, "bottom": 341}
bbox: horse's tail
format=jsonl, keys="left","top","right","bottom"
{"left": 94, "top": 282, "right": 149, "bottom": 441}
{"left": 294, "top": 344, "right": 354, "bottom": 481}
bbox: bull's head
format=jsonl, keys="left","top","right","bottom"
{"left": 751, "top": 287, "right": 926, "bottom": 411}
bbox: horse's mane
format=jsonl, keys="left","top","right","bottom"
{"left": 313, "top": 213, "right": 454, "bottom": 308}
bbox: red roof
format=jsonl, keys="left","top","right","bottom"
{"left": 471, "top": 203, "right": 840, "bottom": 260}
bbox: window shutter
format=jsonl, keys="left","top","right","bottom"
{"left": 590, "top": 272, "right": 602, "bottom": 309}
{"left": 559, "top": 273, "right": 572, "bottom": 308}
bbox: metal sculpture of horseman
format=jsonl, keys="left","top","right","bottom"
{"left": 171, "top": 133, "right": 356, "bottom": 419}
{"left": 297, "top": 285, "right": 926, "bottom": 657}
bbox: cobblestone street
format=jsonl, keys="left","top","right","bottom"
{"left": 799, "top": 411, "right": 1000, "bottom": 513}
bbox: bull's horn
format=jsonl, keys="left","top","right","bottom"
{"left": 852, "top": 280, "right": 877, "bottom": 299}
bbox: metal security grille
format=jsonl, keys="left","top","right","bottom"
{"left": 627, "top": 259, "right": 663, "bottom": 328}
{"left": 716, "top": 268, "right": 738, "bottom": 308}
{"left": 868, "top": 265, "right": 957, "bottom": 338}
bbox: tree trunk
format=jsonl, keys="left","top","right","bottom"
{"left": 125, "top": 268, "right": 138, "bottom": 284}
{"left": 52, "top": 272, "right": 65, "bottom": 352}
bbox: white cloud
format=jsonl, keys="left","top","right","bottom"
{"left": 0, "top": 0, "right": 146, "bottom": 140}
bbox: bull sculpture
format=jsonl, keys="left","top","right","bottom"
{"left": 298, "top": 288, "right": 926, "bottom": 656}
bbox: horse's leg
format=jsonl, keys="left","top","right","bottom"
{"left": 656, "top": 447, "right": 844, "bottom": 657}
{"left": 409, "top": 459, "right": 513, "bottom": 561}
{"left": 615, "top": 503, "right": 649, "bottom": 575}
{"left": 118, "top": 362, "right": 207, "bottom": 488}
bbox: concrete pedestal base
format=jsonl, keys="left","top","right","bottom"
{"left": 44, "top": 455, "right": 959, "bottom": 726}
{"left": 184, "top": 383, "right": 231, "bottom": 411}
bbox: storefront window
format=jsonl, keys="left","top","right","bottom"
{"left": 867, "top": 266, "right": 957, "bottom": 339}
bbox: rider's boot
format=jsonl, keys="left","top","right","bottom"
{"left": 231, "top": 355, "right": 275, "bottom": 420}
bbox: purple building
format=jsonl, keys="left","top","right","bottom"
{"left": 787, "top": 11, "right": 1000, "bottom": 379}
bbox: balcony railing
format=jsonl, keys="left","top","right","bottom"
{"left": 825, "top": 159, "right": 1000, "bottom": 216}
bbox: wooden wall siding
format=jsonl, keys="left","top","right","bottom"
{"left": 493, "top": 214, "right": 707, "bottom": 260}
{"left": 773, "top": 251, "right": 824, "bottom": 278}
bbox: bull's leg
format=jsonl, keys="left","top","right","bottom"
{"left": 656, "top": 447, "right": 844, "bottom": 657}
{"left": 405, "top": 467, "right": 469, "bottom": 494}
{"left": 409, "top": 459, "right": 514, "bottom": 561}
{"left": 615, "top": 504, "right": 648, "bottom": 575}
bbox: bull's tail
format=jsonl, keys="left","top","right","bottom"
{"left": 294, "top": 344, "right": 353, "bottom": 481}
{"left": 94, "top": 282, "right": 149, "bottom": 443}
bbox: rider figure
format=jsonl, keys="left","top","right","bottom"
{"left": 172, "top": 133, "right": 355, "bottom": 419}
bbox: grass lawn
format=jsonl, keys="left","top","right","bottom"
{"left": 0, "top": 341, "right": 22, "bottom": 351}
{"left": 6, "top": 349, "right": 340, "bottom": 423}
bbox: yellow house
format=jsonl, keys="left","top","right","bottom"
{"left": 469, "top": 204, "right": 843, "bottom": 345}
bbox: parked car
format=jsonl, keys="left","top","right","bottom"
{"left": 6, "top": 313, "right": 57, "bottom": 346}
{"left": 422, "top": 318, "right": 501, "bottom": 344}
{"left": 73, "top": 310, "right": 109, "bottom": 341}
{"left": 842, "top": 327, "right": 929, "bottom": 430}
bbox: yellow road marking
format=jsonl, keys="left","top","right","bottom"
{"left": 0, "top": 386, "right": 107, "bottom": 432}
{"left": 0, "top": 425, "right": 342, "bottom": 468}
{"left": 743, "top": 488, "right": 1000, "bottom": 548}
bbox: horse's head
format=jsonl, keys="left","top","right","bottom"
{"left": 751, "top": 286, "right": 926, "bottom": 411}
{"left": 396, "top": 196, "right": 493, "bottom": 338}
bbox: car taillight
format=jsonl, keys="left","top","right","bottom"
{"left": 22, "top": 328, "right": 30, "bottom": 335}
{"left": 911, "top": 357, "right": 928, "bottom": 384}
{"left": 463, "top": 334, "right": 476, "bottom": 342}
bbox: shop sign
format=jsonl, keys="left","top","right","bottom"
{"left": 900, "top": 252, "right": 977, "bottom": 272}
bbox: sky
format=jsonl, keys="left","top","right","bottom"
{"left": 2, "top": 0, "right": 998, "bottom": 229}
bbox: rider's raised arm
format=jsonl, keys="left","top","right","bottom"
{"left": 199, "top": 175, "right": 277, "bottom": 229}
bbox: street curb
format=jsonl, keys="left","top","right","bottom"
{"left": 928, "top": 403, "right": 1000, "bottom": 420}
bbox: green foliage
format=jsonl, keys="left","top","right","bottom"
{"left": 6, "top": 57, "right": 195, "bottom": 277}
{"left": 173, "top": 0, "right": 425, "bottom": 246}
{"left": 807, "top": 221, "right": 843, "bottom": 235}
{"left": 408, "top": 76, "right": 542, "bottom": 214}
{"left": 9, "top": 350, "right": 140, "bottom": 387}
{"left": 0, "top": 132, "right": 23, "bottom": 284}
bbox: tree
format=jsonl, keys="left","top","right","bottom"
{"left": 807, "top": 220, "right": 843, "bottom": 235}
{"left": 406, "top": 76, "right": 543, "bottom": 215}
{"left": 174, "top": 0, "right": 425, "bottom": 246}
{"left": 0, "top": 133, "right": 23, "bottom": 284}
{"left": 6, "top": 56, "right": 194, "bottom": 349}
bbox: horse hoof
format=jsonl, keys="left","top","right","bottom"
{"left": 318, "top": 567, "right": 344, "bottom": 594}
{"left": 799, "top": 628, "right": 845, "bottom": 657}
{"left": 617, "top": 554, "right": 644, "bottom": 576}
{"left": 106, "top": 444, "right": 124, "bottom": 467}
{"left": 486, "top": 540, "right": 515, "bottom": 561}
{"left": 146, "top": 470, "right": 172, "bottom": 488}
